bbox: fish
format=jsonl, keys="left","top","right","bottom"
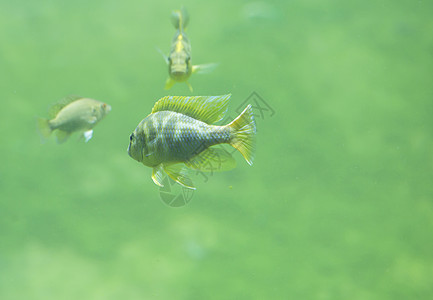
{"left": 127, "top": 94, "right": 256, "bottom": 189}
{"left": 37, "top": 96, "right": 111, "bottom": 143}
{"left": 160, "top": 7, "right": 218, "bottom": 92}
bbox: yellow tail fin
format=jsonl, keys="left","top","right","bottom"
{"left": 37, "top": 117, "right": 52, "bottom": 139}
{"left": 228, "top": 105, "right": 256, "bottom": 165}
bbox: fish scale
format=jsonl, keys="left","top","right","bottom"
{"left": 143, "top": 111, "right": 230, "bottom": 164}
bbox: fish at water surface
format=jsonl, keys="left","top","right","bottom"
{"left": 161, "top": 7, "right": 218, "bottom": 92}
{"left": 37, "top": 96, "right": 111, "bottom": 143}
{"left": 128, "top": 94, "right": 256, "bottom": 189}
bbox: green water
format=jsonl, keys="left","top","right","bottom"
{"left": 1, "top": 0, "right": 432, "bottom": 299}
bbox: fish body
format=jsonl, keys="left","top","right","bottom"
{"left": 168, "top": 9, "right": 192, "bottom": 83}
{"left": 130, "top": 111, "right": 231, "bottom": 167}
{"left": 128, "top": 94, "right": 256, "bottom": 189}
{"left": 162, "top": 7, "right": 217, "bottom": 92}
{"left": 37, "top": 96, "right": 111, "bottom": 143}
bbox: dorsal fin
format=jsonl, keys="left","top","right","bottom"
{"left": 48, "top": 95, "right": 82, "bottom": 118}
{"left": 171, "top": 7, "right": 189, "bottom": 31}
{"left": 151, "top": 94, "right": 231, "bottom": 124}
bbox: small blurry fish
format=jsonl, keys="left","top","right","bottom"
{"left": 160, "top": 7, "right": 218, "bottom": 92}
{"left": 128, "top": 94, "right": 256, "bottom": 189}
{"left": 241, "top": 2, "right": 278, "bottom": 21}
{"left": 37, "top": 96, "right": 111, "bottom": 143}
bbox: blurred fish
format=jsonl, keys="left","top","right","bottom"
{"left": 241, "top": 2, "right": 278, "bottom": 21}
{"left": 128, "top": 94, "right": 256, "bottom": 189}
{"left": 159, "top": 7, "right": 218, "bottom": 92}
{"left": 37, "top": 96, "right": 111, "bottom": 143}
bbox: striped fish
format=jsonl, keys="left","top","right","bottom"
{"left": 160, "top": 7, "right": 217, "bottom": 92}
{"left": 127, "top": 94, "right": 256, "bottom": 189}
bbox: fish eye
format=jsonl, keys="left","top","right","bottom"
{"left": 129, "top": 133, "right": 134, "bottom": 141}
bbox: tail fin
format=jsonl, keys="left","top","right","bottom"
{"left": 228, "top": 105, "right": 256, "bottom": 165}
{"left": 37, "top": 117, "right": 52, "bottom": 139}
{"left": 171, "top": 7, "right": 189, "bottom": 31}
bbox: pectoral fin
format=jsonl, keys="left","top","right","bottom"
{"left": 192, "top": 63, "right": 218, "bottom": 74}
{"left": 152, "top": 165, "right": 166, "bottom": 187}
{"left": 156, "top": 47, "right": 169, "bottom": 64}
{"left": 83, "top": 130, "right": 93, "bottom": 142}
{"left": 185, "top": 81, "right": 193, "bottom": 92}
{"left": 164, "top": 164, "right": 195, "bottom": 190}
{"left": 185, "top": 147, "right": 236, "bottom": 172}
{"left": 165, "top": 77, "right": 176, "bottom": 90}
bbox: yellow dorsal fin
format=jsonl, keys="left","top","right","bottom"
{"left": 151, "top": 94, "right": 231, "bottom": 124}
{"left": 48, "top": 95, "right": 83, "bottom": 118}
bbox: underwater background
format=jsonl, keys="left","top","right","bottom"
{"left": 1, "top": 0, "right": 433, "bottom": 299}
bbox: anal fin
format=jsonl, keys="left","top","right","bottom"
{"left": 55, "top": 130, "right": 71, "bottom": 144}
{"left": 164, "top": 164, "right": 195, "bottom": 190}
{"left": 156, "top": 47, "right": 169, "bottom": 64}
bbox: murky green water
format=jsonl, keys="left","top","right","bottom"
{"left": 1, "top": 0, "right": 432, "bottom": 299}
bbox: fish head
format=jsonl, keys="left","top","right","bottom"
{"left": 128, "top": 129, "right": 145, "bottom": 163}
{"left": 168, "top": 54, "right": 192, "bottom": 81}
{"left": 102, "top": 103, "right": 112, "bottom": 114}
{"left": 100, "top": 102, "right": 112, "bottom": 116}
{"left": 127, "top": 122, "right": 156, "bottom": 167}
{"left": 93, "top": 102, "right": 112, "bottom": 120}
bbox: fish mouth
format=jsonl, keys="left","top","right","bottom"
{"left": 102, "top": 103, "right": 112, "bottom": 113}
{"left": 170, "top": 65, "right": 188, "bottom": 77}
{"left": 127, "top": 143, "right": 143, "bottom": 162}
{"left": 170, "top": 72, "right": 188, "bottom": 81}
{"left": 127, "top": 143, "right": 132, "bottom": 158}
